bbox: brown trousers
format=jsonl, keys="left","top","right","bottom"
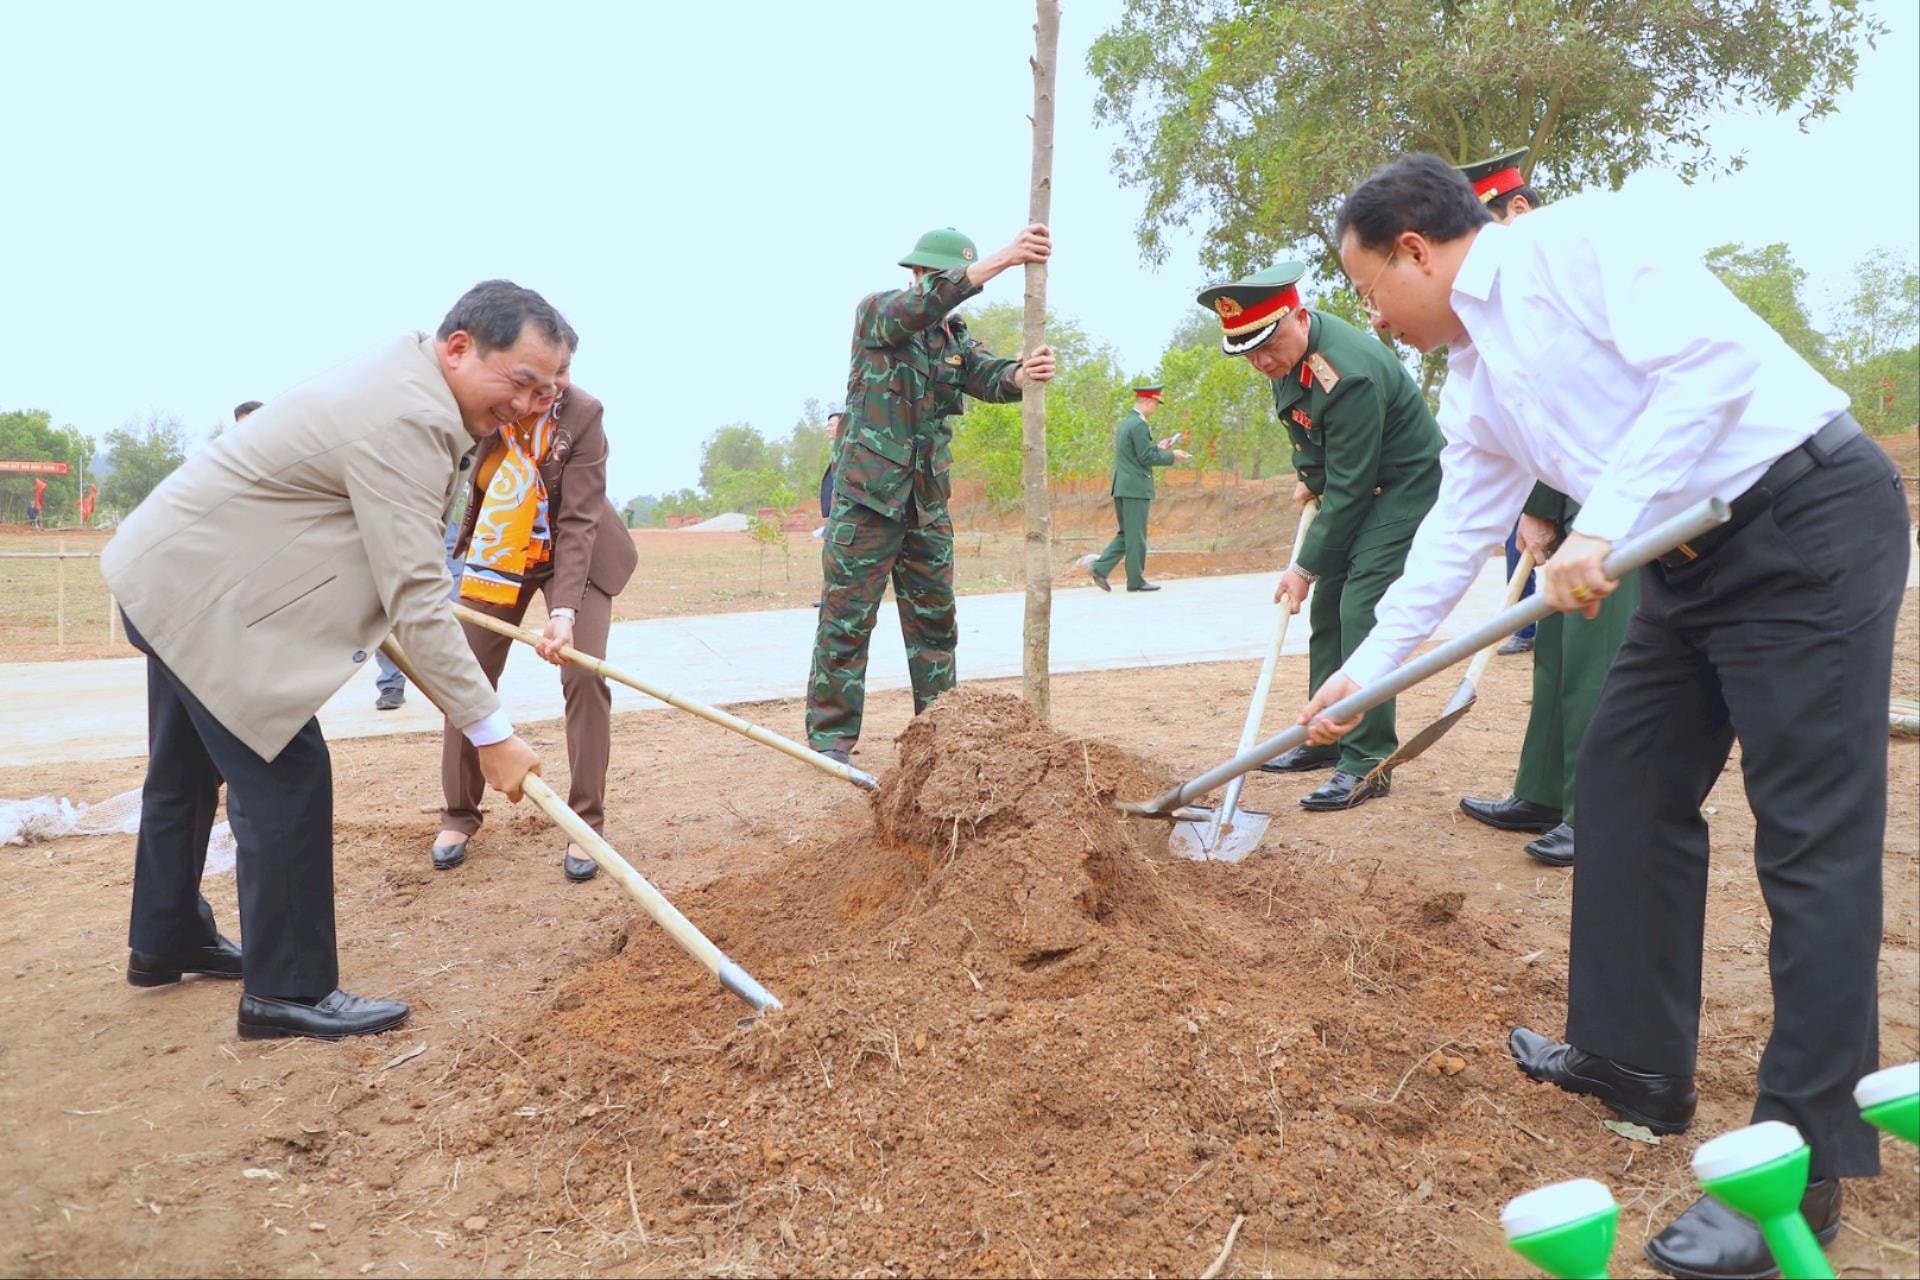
{"left": 439, "top": 580, "right": 615, "bottom": 839}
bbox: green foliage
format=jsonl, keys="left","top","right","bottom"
{"left": 0, "top": 409, "right": 92, "bottom": 524}
{"left": 99, "top": 414, "right": 188, "bottom": 515}
{"left": 1090, "top": 0, "right": 1883, "bottom": 279}
{"left": 745, "top": 481, "right": 800, "bottom": 590}
{"left": 1832, "top": 248, "right": 1920, "bottom": 434}
{"left": 1706, "top": 242, "right": 1831, "bottom": 369}
{"left": 950, "top": 302, "right": 1137, "bottom": 508}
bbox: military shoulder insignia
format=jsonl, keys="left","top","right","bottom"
{"left": 1214, "top": 297, "right": 1243, "bottom": 319}
{"left": 945, "top": 353, "right": 964, "bottom": 366}
{"left": 1307, "top": 352, "right": 1340, "bottom": 391}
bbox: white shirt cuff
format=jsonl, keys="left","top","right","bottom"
{"left": 1568, "top": 490, "right": 1639, "bottom": 543}
{"left": 1336, "top": 650, "right": 1395, "bottom": 692}
{"left": 461, "top": 710, "right": 515, "bottom": 748}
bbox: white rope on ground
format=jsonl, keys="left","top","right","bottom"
{"left": 1, "top": 788, "right": 236, "bottom": 872}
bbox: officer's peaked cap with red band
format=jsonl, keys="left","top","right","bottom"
{"left": 1195, "top": 262, "right": 1308, "bottom": 356}
{"left": 1454, "top": 147, "right": 1530, "bottom": 204}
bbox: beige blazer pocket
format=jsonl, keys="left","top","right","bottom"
{"left": 241, "top": 562, "right": 339, "bottom": 629}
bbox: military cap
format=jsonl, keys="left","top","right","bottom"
{"left": 1133, "top": 383, "right": 1164, "bottom": 399}
{"left": 1454, "top": 147, "right": 1529, "bottom": 203}
{"left": 1195, "top": 262, "right": 1307, "bottom": 355}
{"left": 900, "top": 227, "right": 979, "bottom": 272}
{"left": 826, "top": 401, "right": 846, "bottom": 418}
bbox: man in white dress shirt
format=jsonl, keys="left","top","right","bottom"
{"left": 1304, "top": 153, "right": 1907, "bottom": 1279}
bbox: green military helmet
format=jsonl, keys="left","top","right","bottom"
{"left": 900, "top": 227, "right": 979, "bottom": 272}
{"left": 1455, "top": 147, "right": 1530, "bottom": 204}
{"left": 1195, "top": 262, "right": 1307, "bottom": 355}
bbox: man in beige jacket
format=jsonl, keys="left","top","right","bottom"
{"left": 102, "top": 280, "right": 560, "bottom": 1041}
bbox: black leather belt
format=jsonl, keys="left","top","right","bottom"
{"left": 1656, "top": 413, "right": 1861, "bottom": 570}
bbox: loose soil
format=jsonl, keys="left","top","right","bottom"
{"left": 2, "top": 593, "right": 1916, "bottom": 1278}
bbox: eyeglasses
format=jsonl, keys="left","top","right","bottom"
{"left": 1357, "top": 247, "right": 1399, "bottom": 322}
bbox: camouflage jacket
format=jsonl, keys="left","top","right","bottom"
{"left": 835, "top": 267, "right": 1023, "bottom": 525}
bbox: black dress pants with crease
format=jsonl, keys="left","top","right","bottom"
{"left": 124, "top": 615, "right": 338, "bottom": 1001}
{"left": 1569, "top": 426, "right": 1906, "bottom": 1178}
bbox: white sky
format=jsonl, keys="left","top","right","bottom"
{"left": 3, "top": 1, "right": 1915, "bottom": 504}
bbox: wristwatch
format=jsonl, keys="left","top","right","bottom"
{"left": 1287, "top": 563, "right": 1318, "bottom": 583}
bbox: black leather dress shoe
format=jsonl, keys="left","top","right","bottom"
{"left": 431, "top": 838, "right": 468, "bottom": 871}
{"left": 818, "top": 745, "right": 852, "bottom": 766}
{"left": 563, "top": 847, "right": 599, "bottom": 883}
{"left": 1645, "top": 1180, "right": 1841, "bottom": 1280}
{"left": 238, "top": 988, "right": 410, "bottom": 1041}
{"left": 1300, "top": 769, "right": 1390, "bottom": 811}
{"left": 1509, "top": 1027, "right": 1696, "bottom": 1133}
{"left": 128, "top": 934, "right": 243, "bottom": 987}
{"left": 1497, "top": 634, "right": 1535, "bottom": 656}
{"left": 1257, "top": 744, "right": 1340, "bottom": 774}
{"left": 1526, "top": 822, "right": 1575, "bottom": 866}
{"left": 1460, "top": 794, "right": 1563, "bottom": 833}
{"left": 1089, "top": 566, "right": 1111, "bottom": 592}
{"left": 1127, "top": 582, "right": 1161, "bottom": 592}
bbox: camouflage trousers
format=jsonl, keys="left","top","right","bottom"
{"left": 806, "top": 498, "right": 956, "bottom": 751}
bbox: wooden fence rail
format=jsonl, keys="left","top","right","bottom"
{"left": 0, "top": 547, "right": 111, "bottom": 648}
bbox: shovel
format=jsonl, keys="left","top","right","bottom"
{"left": 1117, "top": 498, "right": 1729, "bottom": 822}
{"left": 1360, "top": 550, "right": 1535, "bottom": 787}
{"left": 378, "top": 636, "right": 783, "bottom": 1015}
{"left": 1174, "top": 501, "right": 1319, "bottom": 862}
{"left": 451, "top": 603, "right": 879, "bottom": 792}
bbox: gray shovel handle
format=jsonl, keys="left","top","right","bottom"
{"left": 1121, "top": 497, "right": 1729, "bottom": 817}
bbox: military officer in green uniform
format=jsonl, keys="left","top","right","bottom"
{"left": 1452, "top": 149, "right": 1638, "bottom": 866}
{"left": 1090, "top": 384, "right": 1190, "bottom": 592}
{"left": 1196, "top": 263, "right": 1444, "bottom": 810}
{"left": 805, "top": 224, "right": 1056, "bottom": 764}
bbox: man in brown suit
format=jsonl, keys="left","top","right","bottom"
{"left": 433, "top": 356, "right": 638, "bottom": 882}
{"left": 102, "top": 281, "right": 560, "bottom": 1041}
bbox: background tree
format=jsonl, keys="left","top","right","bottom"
{"left": 1706, "top": 242, "right": 1832, "bottom": 370}
{"left": 98, "top": 413, "right": 187, "bottom": 514}
{"left": 0, "top": 409, "right": 91, "bottom": 524}
{"left": 1090, "top": 0, "right": 1884, "bottom": 279}
{"left": 1832, "top": 248, "right": 1920, "bottom": 433}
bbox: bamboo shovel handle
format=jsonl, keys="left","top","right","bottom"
{"left": 1460, "top": 551, "right": 1536, "bottom": 688}
{"left": 376, "top": 635, "right": 783, "bottom": 1013}
{"left": 1208, "top": 501, "right": 1320, "bottom": 843}
{"left": 451, "top": 604, "right": 879, "bottom": 792}
{"left": 1238, "top": 499, "right": 1321, "bottom": 750}
{"left": 520, "top": 774, "right": 783, "bottom": 1011}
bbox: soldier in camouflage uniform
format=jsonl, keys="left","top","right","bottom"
{"left": 805, "top": 224, "right": 1056, "bottom": 763}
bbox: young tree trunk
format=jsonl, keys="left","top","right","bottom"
{"left": 1020, "top": 0, "right": 1060, "bottom": 718}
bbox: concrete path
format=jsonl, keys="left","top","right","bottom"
{"left": 7, "top": 539, "right": 1914, "bottom": 769}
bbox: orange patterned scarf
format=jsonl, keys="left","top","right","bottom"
{"left": 459, "top": 406, "right": 556, "bottom": 605}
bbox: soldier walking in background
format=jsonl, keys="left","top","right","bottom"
{"left": 805, "top": 224, "right": 1056, "bottom": 764}
{"left": 1449, "top": 148, "right": 1639, "bottom": 869}
{"left": 1089, "top": 384, "right": 1189, "bottom": 592}
{"left": 1196, "top": 263, "right": 1443, "bottom": 811}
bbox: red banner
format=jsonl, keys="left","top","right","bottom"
{"left": 0, "top": 460, "right": 70, "bottom": 475}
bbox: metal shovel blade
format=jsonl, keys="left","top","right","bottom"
{"left": 1168, "top": 806, "right": 1273, "bottom": 863}
{"left": 1363, "top": 680, "right": 1480, "bottom": 786}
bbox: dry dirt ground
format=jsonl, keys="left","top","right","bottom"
{"left": 2, "top": 591, "right": 1915, "bottom": 1279}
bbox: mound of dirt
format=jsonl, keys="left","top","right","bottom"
{"left": 439, "top": 691, "right": 1645, "bottom": 1275}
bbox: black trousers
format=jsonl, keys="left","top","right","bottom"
{"left": 124, "top": 616, "right": 338, "bottom": 1000}
{"left": 1570, "top": 424, "right": 1907, "bottom": 1178}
